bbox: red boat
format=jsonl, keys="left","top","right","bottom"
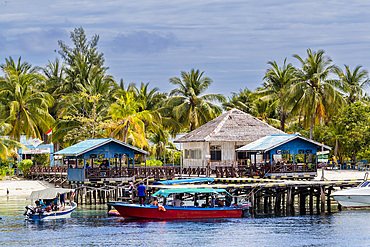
{"left": 108, "top": 188, "right": 250, "bottom": 219}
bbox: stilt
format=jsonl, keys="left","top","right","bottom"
{"left": 286, "top": 187, "right": 292, "bottom": 216}
{"left": 327, "top": 187, "right": 332, "bottom": 214}
{"left": 320, "top": 186, "right": 325, "bottom": 214}
{"left": 299, "top": 189, "right": 306, "bottom": 215}
{"left": 309, "top": 187, "right": 314, "bottom": 215}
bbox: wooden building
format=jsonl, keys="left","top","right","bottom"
{"left": 54, "top": 138, "right": 149, "bottom": 182}
{"left": 236, "top": 134, "right": 331, "bottom": 178}
{"left": 174, "top": 108, "right": 284, "bottom": 168}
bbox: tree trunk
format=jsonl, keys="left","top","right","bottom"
{"left": 280, "top": 104, "right": 285, "bottom": 132}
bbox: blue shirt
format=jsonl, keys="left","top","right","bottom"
{"left": 137, "top": 184, "right": 146, "bottom": 197}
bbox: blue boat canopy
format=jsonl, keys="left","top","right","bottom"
{"left": 152, "top": 188, "right": 229, "bottom": 197}
{"left": 153, "top": 177, "right": 214, "bottom": 185}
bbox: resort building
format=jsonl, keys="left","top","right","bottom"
{"left": 174, "top": 108, "right": 285, "bottom": 168}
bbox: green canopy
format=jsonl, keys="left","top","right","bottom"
{"left": 152, "top": 188, "right": 229, "bottom": 197}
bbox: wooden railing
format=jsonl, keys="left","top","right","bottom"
{"left": 29, "top": 162, "right": 319, "bottom": 180}
{"left": 29, "top": 165, "right": 68, "bottom": 173}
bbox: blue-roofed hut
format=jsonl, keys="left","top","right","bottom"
{"left": 236, "top": 134, "right": 331, "bottom": 178}
{"left": 54, "top": 138, "right": 149, "bottom": 182}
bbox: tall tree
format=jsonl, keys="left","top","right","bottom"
{"left": 108, "top": 92, "right": 152, "bottom": 148}
{"left": 259, "top": 58, "right": 296, "bottom": 131}
{"left": 288, "top": 49, "right": 345, "bottom": 139}
{"left": 167, "top": 69, "right": 225, "bottom": 131}
{"left": 335, "top": 65, "right": 369, "bottom": 104}
{"left": 222, "top": 88, "right": 256, "bottom": 114}
{"left": 0, "top": 57, "right": 54, "bottom": 141}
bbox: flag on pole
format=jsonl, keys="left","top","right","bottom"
{"left": 46, "top": 128, "right": 52, "bottom": 136}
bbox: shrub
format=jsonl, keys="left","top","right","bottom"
{"left": 17, "top": 159, "right": 33, "bottom": 176}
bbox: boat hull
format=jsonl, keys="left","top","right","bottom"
{"left": 332, "top": 187, "right": 370, "bottom": 208}
{"left": 332, "top": 195, "right": 370, "bottom": 208}
{"left": 108, "top": 202, "right": 244, "bottom": 219}
{"left": 26, "top": 201, "right": 77, "bottom": 221}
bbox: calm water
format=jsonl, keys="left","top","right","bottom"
{"left": 1, "top": 198, "right": 370, "bottom": 247}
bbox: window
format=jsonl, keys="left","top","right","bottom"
{"left": 210, "top": 145, "right": 221, "bottom": 161}
{"left": 184, "top": 149, "right": 201, "bottom": 159}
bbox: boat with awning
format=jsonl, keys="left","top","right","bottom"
{"left": 108, "top": 188, "right": 250, "bottom": 219}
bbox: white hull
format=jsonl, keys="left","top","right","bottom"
{"left": 25, "top": 201, "right": 77, "bottom": 220}
{"left": 332, "top": 187, "right": 370, "bottom": 208}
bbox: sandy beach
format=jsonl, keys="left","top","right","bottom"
{"left": 0, "top": 178, "right": 53, "bottom": 200}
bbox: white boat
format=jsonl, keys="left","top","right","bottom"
{"left": 331, "top": 174, "right": 370, "bottom": 208}
{"left": 24, "top": 188, "right": 77, "bottom": 220}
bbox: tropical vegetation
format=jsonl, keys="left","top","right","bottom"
{"left": 0, "top": 27, "right": 370, "bottom": 166}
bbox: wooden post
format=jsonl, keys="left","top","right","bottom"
{"left": 274, "top": 191, "right": 281, "bottom": 216}
{"left": 299, "top": 189, "right": 306, "bottom": 215}
{"left": 316, "top": 189, "right": 320, "bottom": 214}
{"left": 309, "top": 187, "right": 314, "bottom": 215}
{"left": 256, "top": 193, "right": 261, "bottom": 214}
{"left": 320, "top": 186, "right": 325, "bottom": 214}
{"left": 327, "top": 187, "right": 332, "bottom": 214}
{"left": 93, "top": 189, "right": 97, "bottom": 205}
{"left": 263, "top": 193, "right": 269, "bottom": 214}
{"left": 250, "top": 190, "right": 255, "bottom": 216}
{"left": 286, "top": 187, "right": 292, "bottom": 216}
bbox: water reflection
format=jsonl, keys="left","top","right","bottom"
{"left": 1, "top": 199, "right": 370, "bottom": 247}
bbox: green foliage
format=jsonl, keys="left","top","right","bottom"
{"left": 0, "top": 160, "right": 14, "bottom": 180}
{"left": 33, "top": 154, "right": 50, "bottom": 166}
{"left": 141, "top": 159, "right": 163, "bottom": 167}
{"left": 334, "top": 102, "right": 370, "bottom": 162}
{"left": 17, "top": 159, "right": 33, "bottom": 176}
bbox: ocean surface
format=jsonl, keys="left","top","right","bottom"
{"left": 1, "top": 198, "right": 370, "bottom": 247}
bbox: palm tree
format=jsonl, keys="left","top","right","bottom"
{"left": 259, "top": 58, "right": 296, "bottom": 131}
{"left": 108, "top": 92, "right": 153, "bottom": 148}
{"left": 335, "top": 65, "right": 369, "bottom": 104}
{"left": 0, "top": 57, "right": 54, "bottom": 141}
{"left": 223, "top": 88, "right": 256, "bottom": 114}
{"left": 288, "top": 49, "right": 345, "bottom": 139}
{"left": 0, "top": 122, "right": 25, "bottom": 159}
{"left": 167, "top": 69, "right": 225, "bottom": 131}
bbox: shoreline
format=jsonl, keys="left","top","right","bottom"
{"left": 0, "top": 178, "right": 54, "bottom": 200}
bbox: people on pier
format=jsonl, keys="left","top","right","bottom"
{"left": 100, "top": 160, "right": 108, "bottom": 169}
{"left": 137, "top": 182, "right": 146, "bottom": 206}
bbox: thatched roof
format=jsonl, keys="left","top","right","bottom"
{"left": 174, "top": 108, "right": 285, "bottom": 143}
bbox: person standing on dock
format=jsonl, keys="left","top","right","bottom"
{"left": 137, "top": 182, "right": 146, "bottom": 206}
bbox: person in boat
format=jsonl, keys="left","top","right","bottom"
{"left": 216, "top": 197, "right": 224, "bottom": 207}
{"left": 137, "top": 182, "right": 146, "bottom": 206}
{"left": 150, "top": 197, "right": 159, "bottom": 206}
{"left": 225, "top": 194, "right": 232, "bottom": 207}
{"left": 173, "top": 195, "right": 184, "bottom": 207}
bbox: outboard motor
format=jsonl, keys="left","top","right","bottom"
{"left": 23, "top": 205, "right": 36, "bottom": 218}
{"left": 236, "top": 201, "right": 252, "bottom": 218}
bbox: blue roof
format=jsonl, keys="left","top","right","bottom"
{"left": 236, "top": 134, "right": 331, "bottom": 152}
{"left": 153, "top": 177, "right": 215, "bottom": 185}
{"left": 54, "top": 138, "right": 149, "bottom": 156}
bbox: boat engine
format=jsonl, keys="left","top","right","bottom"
{"left": 236, "top": 201, "right": 252, "bottom": 218}
{"left": 23, "top": 205, "right": 36, "bottom": 218}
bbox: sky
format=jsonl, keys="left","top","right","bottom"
{"left": 1, "top": 0, "right": 370, "bottom": 96}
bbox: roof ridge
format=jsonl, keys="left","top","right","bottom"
{"left": 204, "top": 110, "right": 233, "bottom": 141}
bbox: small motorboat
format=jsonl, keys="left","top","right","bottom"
{"left": 331, "top": 173, "right": 370, "bottom": 208}
{"left": 108, "top": 188, "right": 251, "bottom": 219}
{"left": 24, "top": 188, "right": 77, "bottom": 220}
